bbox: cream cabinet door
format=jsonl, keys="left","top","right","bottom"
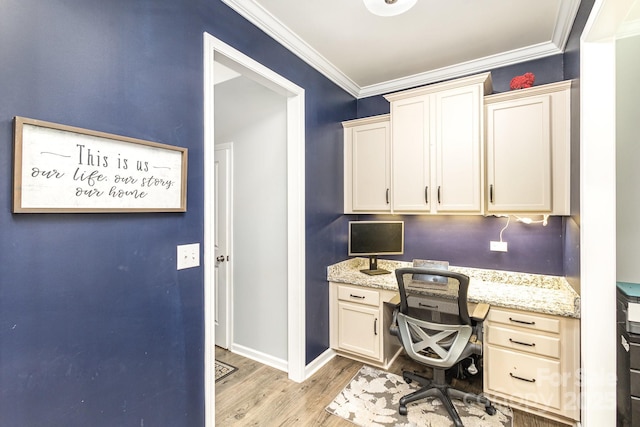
{"left": 486, "top": 95, "right": 552, "bottom": 213}
{"left": 391, "top": 95, "right": 431, "bottom": 212}
{"left": 343, "top": 115, "right": 391, "bottom": 213}
{"left": 337, "top": 300, "right": 381, "bottom": 361}
{"left": 435, "top": 84, "right": 483, "bottom": 213}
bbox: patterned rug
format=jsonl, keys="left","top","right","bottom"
{"left": 215, "top": 359, "right": 238, "bottom": 382}
{"left": 326, "top": 365, "right": 512, "bottom": 427}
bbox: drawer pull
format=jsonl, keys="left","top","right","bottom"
{"left": 510, "top": 372, "right": 536, "bottom": 383}
{"left": 509, "top": 317, "right": 536, "bottom": 326}
{"left": 419, "top": 302, "right": 438, "bottom": 309}
{"left": 350, "top": 294, "right": 365, "bottom": 299}
{"left": 509, "top": 338, "right": 536, "bottom": 347}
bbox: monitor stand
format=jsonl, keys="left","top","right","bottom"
{"left": 360, "top": 255, "right": 391, "bottom": 276}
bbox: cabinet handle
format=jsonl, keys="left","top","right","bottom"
{"left": 374, "top": 318, "right": 378, "bottom": 336}
{"left": 350, "top": 294, "right": 365, "bottom": 299}
{"left": 424, "top": 186, "right": 428, "bottom": 204}
{"left": 386, "top": 188, "right": 390, "bottom": 204}
{"left": 489, "top": 184, "right": 494, "bottom": 203}
{"left": 509, "top": 317, "right": 536, "bottom": 326}
{"left": 437, "top": 186, "right": 441, "bottom": 204}
{"left": 510, "top": 372, "right": 536, "bottom": 383}
{"left": 509, "top": 338, "right": 536, "bottom": 347}
{"left": 419, "top": 302, "right": 438, "bottom": 310}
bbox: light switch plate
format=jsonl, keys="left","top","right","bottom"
{"left": 177, "top": 243, "right": 200, "bottom": 270}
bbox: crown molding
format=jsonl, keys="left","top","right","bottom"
{"left": 617, "top": 18, "right": 640, "bottom": 39}
{"left": 359, "top": 42, "right": 563, "bottom": 98}
{"left": 222, "top": 0, "right": 581, "bottom": 99}
{"left": 552, "top": 0, "right": 582, "bottom": 51}
{"left": 221, "top": 0, "right": 361, "bottom": 97}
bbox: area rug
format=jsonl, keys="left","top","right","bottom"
{"left": 215, "top": 359, "right": 238, "bottom": 382}
{"left": 326, "top": 365, "right": 512, "bottom": 427}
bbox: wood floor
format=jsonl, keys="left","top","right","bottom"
{"left": 215, "top": 347, "right": 568, "bottom": 426}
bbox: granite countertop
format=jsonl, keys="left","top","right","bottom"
{"left": 327, "top": 258, "right": 580, "bottom": 318}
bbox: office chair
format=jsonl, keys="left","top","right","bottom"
{"left": 391, "top": 267, "right": 495, "bottom": 427}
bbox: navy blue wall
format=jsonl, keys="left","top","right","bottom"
{"left": 0, "top": 0, "right": 593, "bottom": 424}
{"left": 0, "top": 0, "right": 354, "bottom": 425}
{"left": 350, "top": 215, "right": 564, "bottom": 275}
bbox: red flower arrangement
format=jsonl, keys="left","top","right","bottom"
{"left": 509, "top": 72, "right": 535, "bottom": 90}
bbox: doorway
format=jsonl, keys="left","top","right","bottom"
{"left": 580, "top": 0, "right": 640, "bottom": 424}
{"left": 203, "top": 33, "right": 306, "bottom": 427}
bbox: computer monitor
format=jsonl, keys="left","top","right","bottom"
{"left": 348, "top": 220, "right": 404, "bottom": 275}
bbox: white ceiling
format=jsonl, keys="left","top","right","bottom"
{"left": 222, "top": 0, "right": 582, "bottom": 98}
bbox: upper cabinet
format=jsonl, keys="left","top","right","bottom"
{"left": 485, "top": 81, "right": 572, "bottom": 215}
{"left": 385, "top": 73, "right": 492, "bottom": 214}
{"left": 343, "top": 114, "right": 391, "bottom": 213}
{"left": 342, "top": 74, "right": 573, "bottom": 216}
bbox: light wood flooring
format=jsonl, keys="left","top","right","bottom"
{"left": 215, "top": 347, "right": 567, "bottom": 427}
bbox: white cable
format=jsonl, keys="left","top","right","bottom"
{"left": 499, "top": 215, "right": 510, "bottom": 242}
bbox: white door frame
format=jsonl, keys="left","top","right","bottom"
{"left": 203, "top": 33, "right": 306, "bottom": 426}
{"left": 580, "top": 0, "right": 639, "bottom": 424}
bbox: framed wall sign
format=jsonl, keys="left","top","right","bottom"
{"left": 13, "top": 116, "right": 188, "bottom": 213}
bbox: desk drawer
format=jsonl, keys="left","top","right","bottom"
{"left": 407, "top": 295, "right": 459, "bottom": 315}
{"left": 489, "top": 308, "right": 560, "bottom": 334}
{"left": 487, "top": 325, "right": 560, "bottom": 359}
{"left": 486, "top": 346, "right": 561, "bottom": 410}
{"left": 338, "top": 285, "right": 379, "bottom": 307}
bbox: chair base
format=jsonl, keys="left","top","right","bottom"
{"left": 399, "top": 370, "right": 496, "bottom": 427}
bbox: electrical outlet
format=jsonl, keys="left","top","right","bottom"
{"left": 177, "top": 243, "right": 200, "bottom": 270}
{"left": 490, "top": 241, "right": 508, "bottom": 252}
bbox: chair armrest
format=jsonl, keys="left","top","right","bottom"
{"left": 389, "top": 293, "right": 401, "bottom": 305}
{"left": 470, "top": 303, "right": 490, "bottom": 322}
{"left": 389, "top": 302, "right": 401, "bottom": 337}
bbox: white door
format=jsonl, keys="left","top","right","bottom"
{"left": 214, "top": 144, "right": 232, "bottom": 348}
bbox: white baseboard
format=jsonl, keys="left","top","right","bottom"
{"left": 304, "top": 348, "right": 336, "bottom": 380}
{"left": 229, "top": 345, "right": 337, "bottom": 382}
{"left": 231, "top": 343, "right": 288, "bottom": 372}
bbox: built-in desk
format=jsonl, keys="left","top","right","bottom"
{"left": 327, "top": 258, "right": 581, "bottom": 425}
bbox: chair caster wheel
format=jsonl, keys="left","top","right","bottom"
{"left": 485, "top": 404, "right": 497, "bottom": 416}
{"left": 399, "top": 405, "right": 408, "bottom": 416}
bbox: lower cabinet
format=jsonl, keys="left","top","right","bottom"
{"left": 329, "top": 282, "right": 402, "bottom": 369}
{"left": 484, "top": 307, "right": 580, "bottom": 424}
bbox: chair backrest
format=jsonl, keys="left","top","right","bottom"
{"left": 393, "top": 267, "right": 476, "bottom": 368}
{"left": 395, "top": 267, "right": 471, "bottom": 326}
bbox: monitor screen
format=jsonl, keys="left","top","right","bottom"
{"left": 348, "top": 221, "right": 404, "bottom": 256}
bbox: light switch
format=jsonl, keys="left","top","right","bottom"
{"left": 177, "top": 243, "right": 200, "bottom": 270}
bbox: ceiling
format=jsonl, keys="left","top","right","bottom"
{"left": 222, "top": 0, "right": 583, "bottom": 98}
